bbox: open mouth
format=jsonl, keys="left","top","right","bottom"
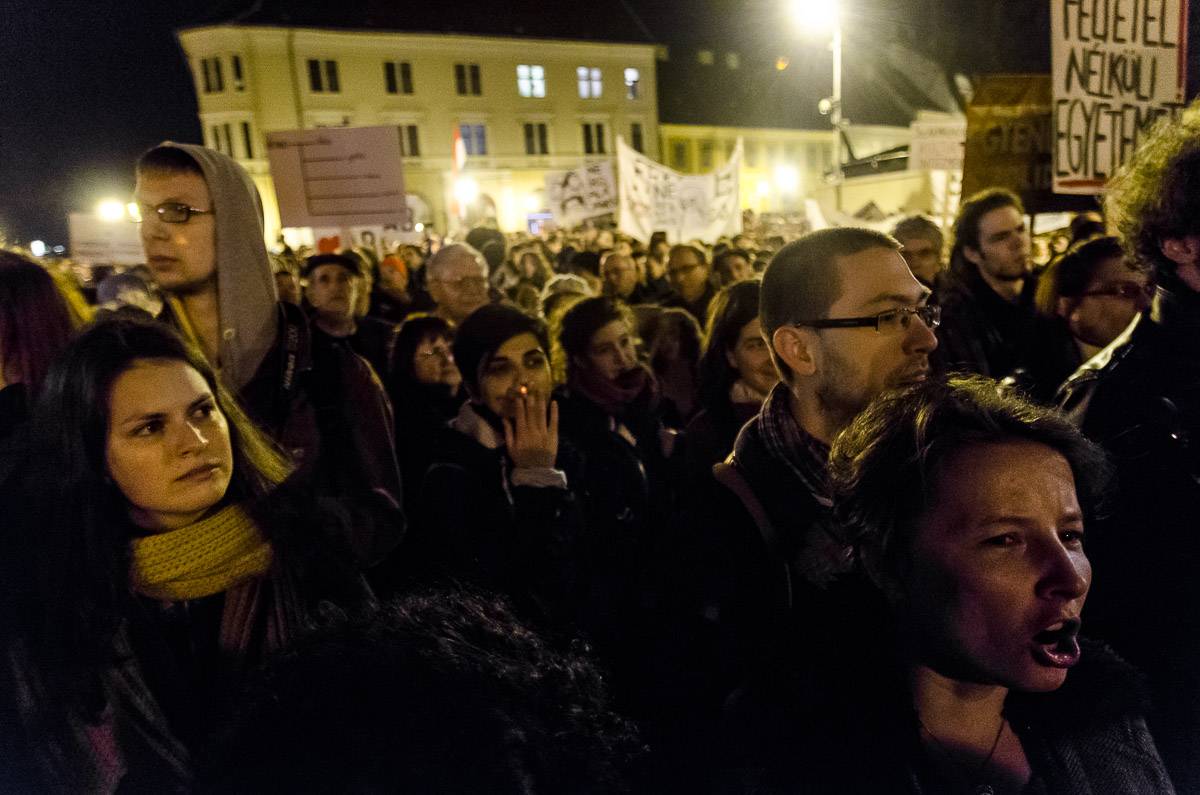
{"left": 1031, "top": 619, "right": 1082, "bottom": 668}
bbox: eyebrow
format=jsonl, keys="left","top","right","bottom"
{"left": 117, "top": 394, "right": 212, "bottom": 428}
{"left": 862, "top": 291, "right": 929, "bottom": 308}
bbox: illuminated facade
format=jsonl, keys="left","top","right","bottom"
{"left": 178, "top": 25, "right": 659, "bottom": 238}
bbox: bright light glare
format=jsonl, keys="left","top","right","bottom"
{"left": 756, "top": 181, "right": 771, "bottom": 196}
{"left": 524, "top": 195, "right": 540, "bottom": 212}
{"left": 774, "top": 165, "right": 800, "bottom": 192}
{"left": 97, "top": 200, "right": 126, "bottom": 221}
{"left": 455, "top": 178, "right": 479, "bottom": 204}
{"left": 126, "top": 202, "right": 139, "bottom": 220}
{"left": 415, "top": 222, "right": 425, "bottom": 232}
{"left": 789, "top": 0, "right": 838, "bottom": 32}
{"left": 30, "top": 240, "right": 46, "bottom": 257}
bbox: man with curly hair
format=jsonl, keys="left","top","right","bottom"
{"left": 1057, "top": 101, "right": 1200, "bottom": 794}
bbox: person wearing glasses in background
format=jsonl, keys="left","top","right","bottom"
{"left": 132, "top": 143, "right": 404, "bottom": 570}
{"left": 425, "top": 242, "right": 492, "bottom": 326}
{"left": 652, "top": 228, "right": 939, "bottom": 788}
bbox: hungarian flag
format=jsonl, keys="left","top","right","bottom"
{"left": 453, "top": 126, "right": 467, "bottom": 174}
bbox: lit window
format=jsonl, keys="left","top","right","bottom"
{"left": 517, "top": 65, "right": 545, "bottom": 98}
{"left": 459, "top": 124, "right": 487, "bottom": 156}
{"left": 698, "top": 50, "right": 714, "bottom": 65}
{"left": 624, "top": 68, "right": 639, "bottom": 99}
{"left": 726, "top": 52, "right": 740, "bottom": 69}
{"left": 577, "top": 67, "right": 602, "bottom": 98}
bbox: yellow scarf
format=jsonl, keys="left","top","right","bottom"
{"left": 129, "top": 504, "right": 274, "bottom": 601}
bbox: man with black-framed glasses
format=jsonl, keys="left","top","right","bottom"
{"left": 658, "top": 228, "right": 937, "bottom": 766}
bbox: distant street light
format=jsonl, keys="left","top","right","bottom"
{"left": 790, "top": 0, "right": 845, "bottom": 210}
{"left": 454, "top": 177, "right": 478, "bottom": 205}
{"left": 774, "top": 165, "right": 800, "bottom": 193}
{"left": 97, "top": 200, "right": 126, "bottom": 221}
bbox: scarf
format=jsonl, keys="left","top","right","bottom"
{"left": 568, "top": 362, "right": 659, "bottom": 417}
{"left": 129, "top": 504, "right": 274, "bottom": 602}
{"left": 756, "top": 383, "right": 833, "bottom": 509}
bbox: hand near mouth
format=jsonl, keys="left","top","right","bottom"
{"left": 505, "top": 390, "right": 559, "bottom": 470}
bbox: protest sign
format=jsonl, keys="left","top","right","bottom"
{"left": 265, "top": 126, "right": 412, "bottom": 229}
{"left": 1051, "top": 0, "right": 1188, "bottom": 193}
{"left": 962, "top": 75, "right": 1095, "bottom": 214}
{"left": 545, "top": 162, "right": 617, "bottom": 225}
{"left": 910, "top": 118, "right": 967, "bottom": 172}
{"left": 617, "top": 137, "right": 742, "bottom": 244}
{"left": 68, "top": 213, "right": 144, "bottom": 265}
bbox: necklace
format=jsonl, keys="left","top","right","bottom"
{"left": 917, "top": 714, "right": 1007, "bottom": 795}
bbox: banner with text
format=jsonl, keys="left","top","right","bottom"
{"left": 617, "top": 137, "right": 743, "bottom": 244}
{"left": 545, "top": 162, "right": 617, "bottom": 226}
{"left": 1051, "top": 0, "right": 1188, "bottom": 193}
{"left": 265, "top": 126, "right": 412, "bottom": 229}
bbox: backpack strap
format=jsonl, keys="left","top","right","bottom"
{"left": 712, "top": 459, "right": 794, "bottom": 612}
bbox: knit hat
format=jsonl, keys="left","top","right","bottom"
{"left": 453, "top": 304, "right": 549, "bottom": 393}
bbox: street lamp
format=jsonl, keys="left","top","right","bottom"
{"left": 789, "top": 0, "right": 844, "bottom": 210}
{"left": 97, "top": 200, "right": 127, "bottom": 221}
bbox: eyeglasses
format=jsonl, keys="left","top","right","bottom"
{"left": 131, "top": 202, "right": 214, "bottom": 224}
{"left": 792, "top": 305, "right": 941, "bottom": 334}
{"left": 1079, "top": 283, "right": 1151, "bottom": 301}
{"left": 434, "top": 275, "right": 487, "bottom": 289}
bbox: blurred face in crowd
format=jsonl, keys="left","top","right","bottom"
{"left": 720, "top": 253, "right": 755, "bottom": 285}
{"left": 412, "top": 334, "right": 461, "bottom": 389}
{"left": 306, "top": 263, "right": 358, "bottom": 324}
{"left": 1060, "top": 256, "right": 1150, "bottom": 349}
{"left": 896, "top": 233, "right": 945, "bottom": 287}
{"left": 106, "top": 358, "right": 234, "bottom": 532}
{"left": 595, "top": 230, "right": 614, "bottom": 251}
{"left": 585, "top": 319, "right": 639, "bottom": 383}
{"left": 965, "top": 206, "right": 1031, "bottom": 287}
{"left": 668, "top": 248, "right": 710, "bottom": 303}
{"left": 600, "top": 254, "right": 639, "bottom": 300}
{"left": 475, "top": 333, "right": 552, "bottom": 420}
{"left": 135, "top": 169, "right": 217, "bottom": 296}
{"left": 727, "top": 317, "right": 778, "bottom": 396}
{"left": 380, "top": 260, "right": 409, "bottom": 292}
{"left": 275, "top": 270, "right": 301, "bottom": 305}
{"left": 429, "top": 248, "right": 489, "bottom": 324}
{"left": 898, "top": 440, "right": 1090, "bottom": 693}
{"left": 786, "top": 247, "right": 937, "bottom": 432}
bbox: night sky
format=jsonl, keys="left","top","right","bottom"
{"left": 0, "top": 0, "right": 1084, "bottom": 247}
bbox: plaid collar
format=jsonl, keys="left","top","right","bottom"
{"left": 756, "top": 383, "right": 833, "bottom": 508}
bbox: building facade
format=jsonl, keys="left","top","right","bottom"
{"left": 178, "top": 25, "right": 659, "bottom": 239}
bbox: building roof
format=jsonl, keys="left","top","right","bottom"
{"left": 196, "top": 0, "right": 656, "bottom": 44}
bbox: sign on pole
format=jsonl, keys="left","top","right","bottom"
{"left": 617, "top": 137, "right": 742, "bottom": 244}
{"left": 265, "top": 126, "right": 412, "bottom": 229}
{"left": 545, "top": 162, "right": 617, "bottom": 226}
{"left": 1051, "top": 0, "right": 1189, "bottom": 194}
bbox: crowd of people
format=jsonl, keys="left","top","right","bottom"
{"left": 4, "top": 103, "right": 1200, "bottom": 793}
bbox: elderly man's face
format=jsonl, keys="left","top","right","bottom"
{"left": 429, "top": 249, "right": 489, "bottom": 324}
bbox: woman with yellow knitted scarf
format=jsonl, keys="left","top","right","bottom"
{"left": 13, "top": 318, "right": 367, "bottom": 794}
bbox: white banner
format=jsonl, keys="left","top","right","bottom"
{"left": 909, "top": 118, "right": 967, "bottom": 172}
{"left": 545, "top": 161, "right": 617, "bottom": 225}
{"left": 68, "top": 213, "right": 145, "bottom": 265}
{"left": 1051, "top": 0, "right": 1188, "bottom": 194}
{"left": 618, "top": 137, "right": 742, "bottom": 244}
{"left": 265, "top": 125, "right": 412, "bottom": 228}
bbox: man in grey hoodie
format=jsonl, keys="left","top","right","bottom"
{"left": 133, "top": 143, "right": 404, "bottom": 567}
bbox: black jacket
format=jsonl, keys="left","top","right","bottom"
{"left": 1056, "top": 272, "right": 1200, "bottom": 793}
{"left": 719, "top": 579, "right": 1174, "bottom": 795}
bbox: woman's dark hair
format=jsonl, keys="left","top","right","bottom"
{"left": 202, "top": 588, "right": 643, "bottom": 795}
{"left": 453, "top": 304, "right": 550, "bottom": 395}
{"left": 698, "top": 280, "right": 762, "bottom": 420}
{"left": 646, "top": 308, "right": 702, "bottom": 376}
{"left": 555, "top": 296, "right": 637, "bottom": 382}
{"left": 829, "top": 375, "right": 1110, "bottom": 593}
{"left": 26, "top": 317, "right": 291, "bottom": 714}
{"left": 0, "top": 252, "right": 87, "bottom": 394}
{"left": 389, "top": 313, "right": 456, "bottom": 390}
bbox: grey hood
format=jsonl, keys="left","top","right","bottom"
{"left": 151, "top": 142, "right": 277, "bottom": 391}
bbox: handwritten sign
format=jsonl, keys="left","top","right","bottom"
{"left": 618, "top": 137, "right": 742, "bottom": 244}
{"left": 545, "top": 162, "right": 617, "bottom": 225}
{"left": 1051, "top": 0, "right": 1188, "bottom": 193}
{"left": 265, "top": 126, "right": 412, "bottom": 229}
{"left": 910, "top": 118, "right": 967, "bottom": 172}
